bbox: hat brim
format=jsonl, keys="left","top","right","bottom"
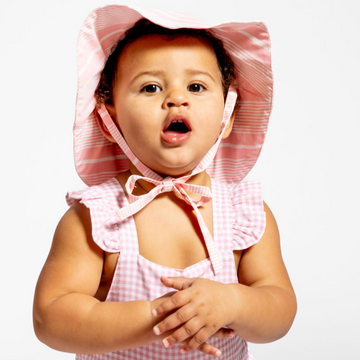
{"left": 74, "top": 5, "right": 273, "bottom": 186}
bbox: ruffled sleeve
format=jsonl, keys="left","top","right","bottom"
{"left": 66, "top": 179, "right": 125, "bottom": 253}
{"left": 230, "top": 181, "right": 266, "bottom": 250}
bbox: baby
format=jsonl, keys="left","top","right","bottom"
{"left": 33, "top": 5, "right": 297, "bottom": 360}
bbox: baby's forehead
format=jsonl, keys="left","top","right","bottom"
{"left": 117, "top": 35, "right": 220, "bottom": 76}
{"left": 116, "top": 34, "right": 221, "bottom": 82}
{"left": 122, "top": 32, "right": 217, "bottom": 56}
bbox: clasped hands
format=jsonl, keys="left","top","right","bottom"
{"left": 151, "top": 276, "right": 239, "bottom": 357}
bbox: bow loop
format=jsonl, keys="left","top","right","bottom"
{"left": 179, "top": 182, "right": 212, "bottom": 207}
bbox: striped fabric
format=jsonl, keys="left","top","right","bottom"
{"left": 66, "top": 177, "right": 266, "bottom": 360}
{"left": 73, "top": 4, "right": 273, "bottom": 187}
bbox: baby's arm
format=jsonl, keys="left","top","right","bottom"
{"left": 33, "top": 201, "right": 174, "bottom": 354}
{"left": 152, "top": 202, "right": 297, "bottom": 354}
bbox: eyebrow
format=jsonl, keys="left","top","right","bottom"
{"left": 130, "top": 70, "right": 165, "bottom": 85}
{"left": 130, "top": 69, "right": 217, "bottom": 84}
{"left": 185, "top": 69, "right": 216, "bottom": 83}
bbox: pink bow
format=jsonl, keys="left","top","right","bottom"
{"left": 115, "top": 175, "right": 222, "bottom": 274}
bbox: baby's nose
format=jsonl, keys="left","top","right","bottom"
{"left": 165, "top": 89, "right": 189, "bottom": 108}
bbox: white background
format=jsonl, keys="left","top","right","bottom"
{"left": 1, "top": 0, "right": 359, "bottom": 359}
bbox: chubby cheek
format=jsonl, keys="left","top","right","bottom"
{"left": 117, "top": 107, "right": 152, "bottom": 142}
{"left": 201, "top": 108, "right": 224, "bottom": 140}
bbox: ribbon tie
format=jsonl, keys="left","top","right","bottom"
{"left": 114, "top": 174, "right": 222, "bottom": 273}
{"left": 98, "top": 86, "right": 238, "bottom": 274}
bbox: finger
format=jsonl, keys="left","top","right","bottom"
{"left": 212, "top": 328, "right": 235, "bottom": 339}
{"left": 191, "top": 343, "right": 222, "bottom": 358}
{"left": 196, "top": 343, "right": 222, "bottom": 358}
{"left": 182, "top": 326, "right": 219, "bottom": 353}
{"left": 160, "top": 276, "right": 195, "bottom": 290}
{"left": 180, "top": 332, "right": 222, "bottom": 357}
{"left": 154, "top": 303, "right": 194, "bottom": 335}
{"left": 161, "top": 317, "right": 203, "bottom": 347}
{"left": 152, "top": 288, "right": 190, "bottom": 317}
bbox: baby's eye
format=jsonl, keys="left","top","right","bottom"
{"left": 187, "top": 83, "right": 205, "bottom": 93}
{"left": 142, "top": 84, "right": 161, "bottom": 93}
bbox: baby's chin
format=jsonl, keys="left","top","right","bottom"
{"left": 128, "top": 161, "right": 193, "bottom": 179}
{"left": 139, "top": 159, "right": 194, "bottom": 178}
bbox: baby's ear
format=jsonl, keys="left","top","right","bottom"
{"left": 221, "top": 109, "right": 235, "bottom": 140}
{"left": 95, "top": 104, "right": 117, "bottom": 143}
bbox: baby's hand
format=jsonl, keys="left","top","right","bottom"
{"left": 152, "top": 277, "right": 238, "bottom": 356}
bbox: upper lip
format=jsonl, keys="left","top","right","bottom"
{"left": 163, "top": 114, "right": 192, "bottom": 132}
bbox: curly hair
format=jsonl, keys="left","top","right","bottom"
{"left": 95, "top": 19, "right": 237, "bottom": 106}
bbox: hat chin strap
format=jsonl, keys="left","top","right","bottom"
{"left": 97, "top": 86, "right": 237, "bottom": 274}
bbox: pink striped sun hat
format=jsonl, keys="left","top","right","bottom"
{"left": 74, "top": 4, "right": 273, "bottom": 187}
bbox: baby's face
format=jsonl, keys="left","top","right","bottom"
{"left": 108, "top": 34, "right": 226, "bottom": 177}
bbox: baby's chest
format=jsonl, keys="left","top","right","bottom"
{"left": 98, "top": 193, "right": 241, "bottom": 300}
{"left": 133, "top": 194, "right": 213, "bottom": 269}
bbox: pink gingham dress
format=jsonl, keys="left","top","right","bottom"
{"left": 66, "top": 177, "right": 265, "bottom": 360}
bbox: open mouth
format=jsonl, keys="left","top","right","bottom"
{"left": 165, "top": 120, "right": 190, "bottom": 134}
{"left": 161, "top": 115, "right": 192, "bottom": 144}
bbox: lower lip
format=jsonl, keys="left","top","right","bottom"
{"left": 161, "top": 130, "right": 191, "bottom": 145}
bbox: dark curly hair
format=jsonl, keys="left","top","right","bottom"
{"left": 95, "top": 19, "right": 237, "bottom": 106}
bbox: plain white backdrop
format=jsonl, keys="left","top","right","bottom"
{"left": 1, "top": 0, "right": 359, "bottom": 359}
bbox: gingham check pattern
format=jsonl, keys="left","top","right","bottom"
{"left": 66, "top": 177, "right": 265, "bottom": 359}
